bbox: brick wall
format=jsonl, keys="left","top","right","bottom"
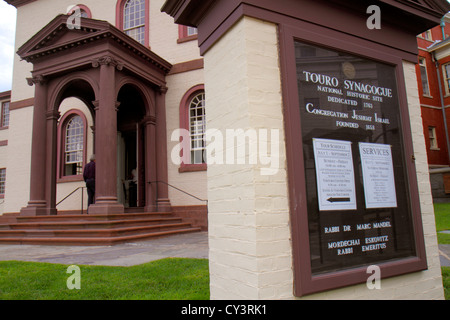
{"left": 172, "top": 205, "right": 208, "bottom": 231}
{"left": 204, "top": 16, "right": 292, "bottom": 299}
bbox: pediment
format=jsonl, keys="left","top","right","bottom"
{"left": 17, "top": 14, "right": 172, "bottom": 78}
{"left": 17, "top": 14, "right": 111, "bottom": 62}
{"left": 33, "top": 26, "right": 95, "bottom": 49}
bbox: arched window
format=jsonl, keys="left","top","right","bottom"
{"left": 64, "top": 115, "right": 84, "bottom": 176}
{"left": 123, "top": 0, "right": 146, "bottom": 45}
{"left": 189, "top": 92, "right": 206, "bottom": 164}
{"left": 178, "top": 85, "right": 206, "bottom": 172}
{"left": 67, "top": 4, "right": 92, "bottom": 18}
{"left": 78, "top": 9, "right": 90, "bottom": 18}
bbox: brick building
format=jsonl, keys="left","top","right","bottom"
{"left": 416, "top": 14, "right": 450, "bottom": 199}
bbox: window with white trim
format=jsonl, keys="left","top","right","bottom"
{"left": 189, "top": 92, "right": 206, "bottom": 164}
{"left": 443, "top": 63, "right": 450, "bottom": 95}
{"left": 419, "top": 57, "right": 431, "bottom": 96}
{"left": 423, "top": 30, "right": 433, "bottom": 41}
{"left": 187, "top": 26, "right": 198, "bottom": 36}
{"left": 64, "top": 115, "right": 84, "bottom": 176}
{"left": 123, "top": 0, "right": 146, "bottom": 45}
{"left": 429, "top": 126, "right": 439, "bottom": 150}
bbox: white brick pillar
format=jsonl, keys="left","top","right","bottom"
{"left": 204, "top": 17, "right": 293, "bottom": 299}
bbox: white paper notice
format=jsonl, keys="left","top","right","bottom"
{"left": 359, "top": 142, "right": 397, "bottom": 209}
{"left": 313, "top": 138, "right": 357, "bottom": 211}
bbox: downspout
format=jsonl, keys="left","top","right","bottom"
{"left": 432, "top": 51, "right": 450, "bottom": 163}
{"left": 441, "top": 17, "right": 446, "bottom": 41}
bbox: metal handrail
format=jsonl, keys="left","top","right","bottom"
{"left": 56, "top": 181, "right": 207, "bottom": 214}
{"left": 148, "top": 180, "right": 208, "bottom": 211}
{"left": 56, "top": 186, "right": 85, "bottom": 214}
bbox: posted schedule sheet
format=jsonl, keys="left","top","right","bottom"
{"left": 313, "top": 138, "right": 356, "bottom": 211}
{"left": 359, "top": 142, "right": 397, "bottom": 209}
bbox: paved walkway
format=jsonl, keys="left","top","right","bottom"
{"left": 0, "top": 231, "right": 449, "bottom": 268}
{"left": 0, "top": 232, "right": 208, "bottom": 266}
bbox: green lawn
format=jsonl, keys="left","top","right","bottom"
{"left": 0, "top": 203, "right": 449, "bottom": 300}
{"left": 443, "top": 267, "right": 450, "bottom": 300}
{"left": 434, "top": 203, "right": 450, "bottom": 244}
{"left": 434, "top": 202, "right": 450, "bottom": 300}
{"left": 0, "top": 258, "right": 209, "bottom": 300}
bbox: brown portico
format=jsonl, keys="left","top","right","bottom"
{"left": 17, "top": 14, "right": 172, "bottom": 216}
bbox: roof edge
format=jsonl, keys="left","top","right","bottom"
{"left": 162, "top": 0, "right": 450, "bottom": 27}
{"left": 4, "top": 0, "right": 38, "bottom": 8}
{"left": 161, "top": 0, "right": 217, "bottom": 27}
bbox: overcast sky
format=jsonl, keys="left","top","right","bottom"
{"left": 0, "top": 1, "right": 16, "bottom": 93}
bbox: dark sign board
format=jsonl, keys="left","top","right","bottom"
{"left": 295, "top": 41, "right": 417, "bottom": 275}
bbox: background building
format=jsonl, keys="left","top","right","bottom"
{"left": 416, "top": 13, "right": 450, "bottom": 200}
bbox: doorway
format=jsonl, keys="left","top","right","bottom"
{"left": 118, "top": 130, "right": 138, "bottom": 208}
{"left": 117, "top": 84, "right": 147, "bottom": 209}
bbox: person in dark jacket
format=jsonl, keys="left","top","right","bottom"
{"left": 83, "top": 154, "right": 96, "bottom": 207}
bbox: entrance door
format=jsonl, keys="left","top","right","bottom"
{"left": 117, "top": 84, "right": 148, "bottom": 209}
{"left": 118, "top": 129, "right": 139, "bottom": 208}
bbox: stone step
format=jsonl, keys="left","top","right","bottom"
{"left": 0, "top": 210, "right": 202, "bottom": 246}
{"left": 0, "top": 212, "right": 19, "bottom": 224}
{"left": 4, "top": 217, "right": 183, "bottom": 230}
{"left": 0, "top": 222, "right": 194, "bottom": 238}
{"left": 14, "top": 212, "right": 175, "bottom": 223}
{"left": 0, "top": 227, "right": 202, "bottom": 246}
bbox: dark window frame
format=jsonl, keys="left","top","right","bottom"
{"left": 0, "top": 168, "right": 5, "bottom": 198}
{"left": 278, "top": 23, "right": 427, "bottom": 297}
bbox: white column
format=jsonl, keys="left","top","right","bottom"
{"left": 204, "top": 17, "right": 292, "bottom": 299}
